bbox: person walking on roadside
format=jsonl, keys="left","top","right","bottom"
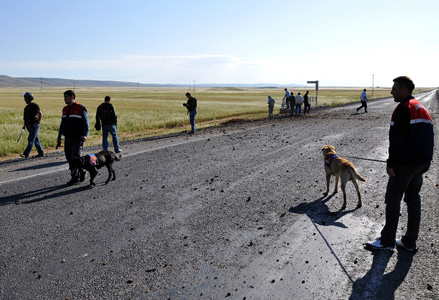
{"left": 365, "top": 76, "right": 434, "bottom": 251}
{"left": 95, "top": 96, "right": 121, "bottom": 153}
{"left": 283, "top": 88, "right": 291, "bottom": 109}
{"left": 20, "top": 92, "right": 45, "bottom": 158}
{"left": 57, "top": 90, "right": 89, "bottom": 185}
{"left": 356, "top": 89, "right": 368, "bottom": 113}
{"left": 267, "top": 95, "right": 275, "bottom": 119}
{"left": 295, "top": 92, "right": 304, "bottom": 116}
{"left": 183, "top": 92, "right": 197, "bottom": 134}
{"left": 303, "top": 90, "right": 311, "bottom": 114}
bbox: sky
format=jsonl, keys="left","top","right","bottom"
{"left": 1, "top": 0, "right": 438, "bottom": 87}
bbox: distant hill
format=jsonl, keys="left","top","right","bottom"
{"left": 0, "top": 75, "right": 304, "bottom": 88}
{"left": 0, "top": 75, "right": 169, "bottom": 88}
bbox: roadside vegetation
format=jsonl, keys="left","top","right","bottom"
{"left": 0, "top": 86, "right": 431, "bottom": 159}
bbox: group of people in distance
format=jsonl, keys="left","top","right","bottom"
{"left": 267, "top": 88, "right": 311, "bottom": 119}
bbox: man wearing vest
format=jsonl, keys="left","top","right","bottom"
{"left": 366, "top": 76, "right": 434, "bottom": 251}
{"left": 57, "top": 90, "right": 90, "bottom": 185}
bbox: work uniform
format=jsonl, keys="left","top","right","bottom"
{"left": 58, "top": 102, "right": 89, "bottom": 181}
{"left": 380, "top": 96, "right": 434, "bottom": 249}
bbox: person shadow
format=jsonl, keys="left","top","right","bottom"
{"left": 0, "top": 184, "right": 89, "bottom": 206}
{"left": 349, "top": 249, "right": 414, "bottom": 299}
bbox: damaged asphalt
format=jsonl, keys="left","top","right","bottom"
{"left": 0, "top": 90, "right": 438, "bottom": 299}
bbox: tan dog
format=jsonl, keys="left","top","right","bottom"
{"left": 321, "top": 145, "right": 366, "bottom": 210}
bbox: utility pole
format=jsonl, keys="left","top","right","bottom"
{"left": 193, "top": 80, "right": 195, "bottom": 94}
{"left": 40, "top": 76, "right": 42, "bottom": 92}
{"left": 372, "top": 74, "right": 374, "bottom": 97}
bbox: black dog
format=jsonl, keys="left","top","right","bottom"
{"left": 73, "top": 150, "right": 121, "bottom": 187}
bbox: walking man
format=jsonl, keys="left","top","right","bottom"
{"left": 57, "top": 90, "right": 89, "bottom": 185}
{"left": 21, "top": 92, "right": 45, "bottom": 158}
{"left": 183, "top": 92, "right": 197, "bottom": 134}
{"left": 356, "top": 89, "right": 368, "bottom": 113}
{"left": 95, "top": 96, "right": 121, "bottom": 153}
{"left": 303, "top": 90, "right": 311, "bottom": 114}
{"left": 365, "top": 76, "right": 434, "bottom": 251}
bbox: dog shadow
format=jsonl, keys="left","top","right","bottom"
{"left": 349, "top": 250, "right": 414, "bottom": 299}
{"left": 0, "top": 184, "right": 89, "bottom": 206}
{"left": 289, "top": 193, "right": 359, "bottom": 228}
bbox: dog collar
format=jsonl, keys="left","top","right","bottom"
{"left": 89, "top": 154, "right": 98, "bottom": 166}
{"left": 325, "top": 154, "right": 338, "bottom": 168}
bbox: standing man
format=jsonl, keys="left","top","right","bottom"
{"left": 295, "top": 92, "right": 304, "bottom": 116}
{"left": 365, "top": 76, "right": 434, "bottom": 251}
{"left": 356, "top": 89, "right": 368, "bottom": 113}
{"left": 57, "top": 90, "right": 89, "bottom": 185}
{"left": 267, "top": 95, "right": 275, "bottom": 119}
{"left": 283, "top": 88, "right": 291, "bottom": 109}
{"left": 21, "top": 92, "right": 45, "bottom": 158}
{"left": 303, "top": 90, "right": 311, "bottom": 114}
{"left": 95, "top": 96, "right": 121, "bottom": 153}
{"left": 183, "top": 92, "right": 197, "bottom": 134}
{"left": 289, "top": 92, "right": 296, "bottom": 117}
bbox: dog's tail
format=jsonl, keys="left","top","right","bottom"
{"left": 115, "top": 153, "right": 122, "bottom": 161}
{"left": 349, "top": 166, "right": 366, "bottom": 182}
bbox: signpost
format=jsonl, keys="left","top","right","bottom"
{"left": 307, "top": 80, "right": 319, "bottom": 104}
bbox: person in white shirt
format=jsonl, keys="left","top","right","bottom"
{"left": 295, "top": 92, "right": 304, "bottom": 115}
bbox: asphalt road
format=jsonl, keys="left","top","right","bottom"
{"left": 1, "top": 90, "right": 438, "bottom": 299}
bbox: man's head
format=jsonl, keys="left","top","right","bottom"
{"left": 105, "top": 96, "right": 111, "bottom": 102}
{"left": 64, "top": 90, "right": 76, "bottom": 105}
{"left": 391, "top": 76, "right": 414, "bottom": 102}
{"left": 186, "top": 92, "right": 191, "bottom": 99}
{"left": 363, "top": 89, "right": 367, "bottom": 92}
{"left": 23, "top": 92, "right": 34, "bottom": 104}
{"left": 284, "top": 88, "right": 287, "bottom": 91}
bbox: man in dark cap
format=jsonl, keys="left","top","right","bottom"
{"left": 21, "top": 92, "right": 45, "bottom": 158}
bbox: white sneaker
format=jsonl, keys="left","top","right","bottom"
{"left": 365, "top": 238, "right": 394, "bottom": 250}
{"left": 395, "top": 239, "right": 415, "bottom": 252}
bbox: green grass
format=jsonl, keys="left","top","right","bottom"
{"left": 0, "top": 86, "right": 431, "bottom": 159}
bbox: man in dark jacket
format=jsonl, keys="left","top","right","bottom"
{"left": 95, "top": 96, "right": 121, "bottom": 153}
{"left": 21, "top": 92, "right": 45, "bottom": 158}
{"left": 366, "top": 76, "right": 434, "bottom": 251}
{"left": 183, "top": 92, "right": 197, "bottom": 134}
{"left": 57, "top": 90, "right": 89, "bottom": 185}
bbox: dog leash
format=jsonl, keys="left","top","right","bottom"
{"left": 345, "top": 156, "right": 387, "bottom": 163}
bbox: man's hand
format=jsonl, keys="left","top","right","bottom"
{"left": 386, "top": 167, "right": 395, "bottom": 177}
{"left": 82, "top": 136, "right": 87, "bottom": 142}
{"left": 56, "top": 138, "right": 62, "bottom": 149}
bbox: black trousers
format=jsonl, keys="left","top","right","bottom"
{"left": 380, "top": 161, "right": 431, "bottom": 248}
{"left": 356, "top": 101, "right": 367, "bottom": 112}
{"left": 64, "top": 136, "right": 83, "bottom": 179}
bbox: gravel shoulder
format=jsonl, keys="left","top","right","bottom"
{"left": 1, "top": 91, "right": 438, "bottom": 299}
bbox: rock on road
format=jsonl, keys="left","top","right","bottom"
{"left": 1, "top": 90, "right": 438, "bottom": 299}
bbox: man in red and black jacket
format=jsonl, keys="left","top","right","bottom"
{"left": 57, "top": 90, "right": 89, "bottom": 185}
{"left": 366, "top": 76, "right": 434, "bottom": 251}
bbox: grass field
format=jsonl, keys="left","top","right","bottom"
{"left": 0, "top": 86, "right": 431, "bottom": 159}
